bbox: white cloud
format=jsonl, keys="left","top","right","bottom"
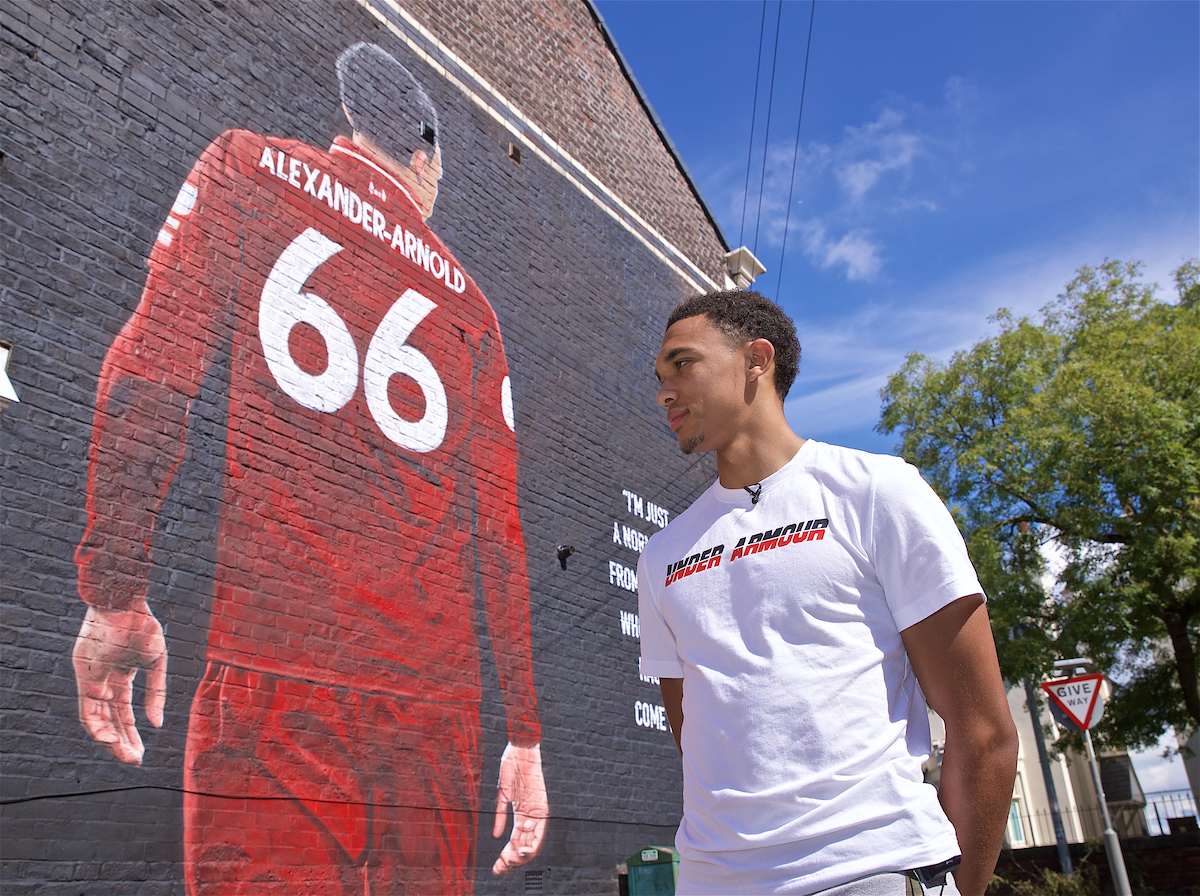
{"left": 942, "top": 75, "right": 981, "bottom": 118}
{"left": 723, "top": 88, "right": 966, "bottom": 284}
{"left": 797, "top": 220, "right": 882, "bottom": 281}
{"left": 773, "top": 222, "right": 1199, "bottom": 445}
{"left": 1130, "top": 729, "right": 1192, "bottom": 794}
{"left": 784, "top": 371, "right": 892, "bottom": 439}
{"left": 913, "top": 225, "right": 1200, "bottom": 340}
{"left": 833, "top": 109, "right": 924, "bottom": 201}
{"left": 706, "top": 83, "right": 967, "bottom": 283}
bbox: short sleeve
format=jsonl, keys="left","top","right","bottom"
{"left": 637, "top": 550, "right": 685, "bottom": 679}
{"left": 869, "top": 459, "right": 984, "bottom": 632}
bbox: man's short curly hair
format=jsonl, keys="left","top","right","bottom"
{"left": 666, "top": 290, "right": 800, "bottom": 399}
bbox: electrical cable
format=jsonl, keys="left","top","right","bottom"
{"left": 0, "top": 783, "right": 678, "bottom": 829}
{"left": 775, "top": 0, "right": 817, "bottom": 299}
{"left": 738, "top": 0, "right": 769, "bottom": 247}
{"left": 752, "top": 0, "right": 784, "bottom": 257}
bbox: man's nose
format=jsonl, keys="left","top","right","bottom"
{"left": 657, "top": 383, "right": 676, "bottom": 408}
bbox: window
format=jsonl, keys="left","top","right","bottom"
{"left": 1007, "top": 800, "right": 1027, "bottom": 847}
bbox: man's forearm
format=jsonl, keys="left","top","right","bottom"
{"left": 77, "top": 377, "right": 191, "bottom": 610}
{"left": 900, "top": 598, "right": 1018, "bottom": 895}
{"left": 937, "top": 724, "right": 1019, "bottom": 895}
{"left": 659, "top": 678, "right": 683, "bottom": 756}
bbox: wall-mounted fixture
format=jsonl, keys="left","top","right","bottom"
{"left": 556, "top": 544, "right": 575, "bottom": 570}
{"left": 0, "top": 341, "right": 19, "bottom": 414}
{"left": 724, "top": 246, "right": 766, "bottom": 289}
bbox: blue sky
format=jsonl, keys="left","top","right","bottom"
{"left": 596, "top": 0, "right": 1199, "bottom": 457}
{"left": 595, "top": 0, "right": 1199, "bottom": 791}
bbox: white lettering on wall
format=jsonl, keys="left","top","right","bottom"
{"left": 635, "top": 700, "right": 669, "bottom": 731}
{"left": 622, "top": 524, "right": 647, "bottom": 553}
{"left": 614, "top": 488, "right": 674, "bottom": 735}
{"left": 620, "top": 610, "right": 640, "bottom": 638}
{"left": 647, "top": 503, "right": 669, "bottom": 529}
{"left": 613, "top": 522, "right": 649, "bottom": 554}
{"left": 258, "top": 230, "right": 450, "bottom": 453}
{"left": 620, "top": 488, "right": 670, "bottom": 529}
{"left": 259, "top": 145, "right": 467, "bottom": 293}
{"left": 608, "top": 561, "right": 637, "bottom": 593}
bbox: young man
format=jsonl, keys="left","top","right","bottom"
{"left": 638, "top": 290, "right": 1018, "bottom": 896}
{"left": 71, "top": 43, "right": 545, "bottom": 893}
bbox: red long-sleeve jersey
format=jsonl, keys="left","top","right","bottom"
{"left": 76, "top": 130, "right": 540, "bottom": 744}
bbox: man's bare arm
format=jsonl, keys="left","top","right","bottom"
{"left": 660, "top": 678, "right": 684, "bottom": 756}
{"left": 901, "top": 595, "right": 1018, "bottom": 896}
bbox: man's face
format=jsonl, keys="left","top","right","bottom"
{"left": 654, "top": 314, "right": 749, "bottom": 455}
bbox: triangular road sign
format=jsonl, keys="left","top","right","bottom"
{"left": 1041, "top": 673, "right": 1105, "bottom": 730}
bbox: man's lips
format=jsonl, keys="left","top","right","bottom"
{"left": 667, "top": 409, "right": 687, "bottom": 432}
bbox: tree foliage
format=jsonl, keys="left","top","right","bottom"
{"left": 879, "top": 260, "right": 1200, "bottom": 750}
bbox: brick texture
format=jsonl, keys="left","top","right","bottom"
{"left": 0, "top": 0, "right": 723, "bottom": 892}
{"left": 399, "top": 0, "right": 730, "bottom": 287}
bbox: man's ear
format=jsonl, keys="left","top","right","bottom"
{"left": 409, "top": 148, "right": 429, "bottom": 177}
{"left": 746, "top": 338, "right": 776, "bottom": 383}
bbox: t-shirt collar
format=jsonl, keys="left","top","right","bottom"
{"left": 712, "top": 439, "right": 815, "bottom": 505}
{"left": 329, "top": 135, "right": 425, "bottom": 218}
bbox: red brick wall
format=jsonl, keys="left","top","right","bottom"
{"left": 399, "top": 0, "right": 729, "bottom": 286}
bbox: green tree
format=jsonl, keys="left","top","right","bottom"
{"left": 879, "top": 259, "right": 1200, "bottom": 750}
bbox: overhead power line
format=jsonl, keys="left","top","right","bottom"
{"left": 776, "top": 0, "right": 817, "bottom": 299}
{"left": 739, "top": 0, "right": 769, "bottom": 247}
{"left": 752, "top": 0, "right": 785, "bottom": 258}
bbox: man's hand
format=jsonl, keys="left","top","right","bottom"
{"left": 72, "top": 603, "right": 168, "bottom": 765}
{"left": 491, "top": 742, "right": 548, "bottom": 874}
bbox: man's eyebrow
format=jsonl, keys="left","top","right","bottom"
{"left": 654, "top": 345, "right": 695, "bottom": 383}
{"left": 662, "top": 346, "right": 694, "bottom": 363}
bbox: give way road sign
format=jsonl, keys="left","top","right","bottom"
{"left": 1041, "top": 673, "right": 1106, "bottom": 730}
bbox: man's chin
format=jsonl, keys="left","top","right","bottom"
{"left": 680, "top": 432, "right": 705, "bottom": 454}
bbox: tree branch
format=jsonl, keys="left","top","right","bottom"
{"left": 1161, "top": 609, "right": 1200, "bottom": 727}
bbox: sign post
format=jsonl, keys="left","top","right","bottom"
{"left": 1041, "top": 673, "right": 1132, "bottom": 896}
{"left": 1024, "top": 677, "right": 1074, "bottom": 875}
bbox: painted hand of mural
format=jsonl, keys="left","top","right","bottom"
{"left": 71, "top": 603, "right": 167, "bottom": 765}
{"left": 491, "top": 742, "right": 548, "bottom": 874}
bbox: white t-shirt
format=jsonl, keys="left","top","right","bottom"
{"left": 638, "top": 440, "right": 982, "bottom": 895}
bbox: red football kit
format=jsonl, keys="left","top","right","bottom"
{"left": 76, "top": 130, "right": 540, "bottom": 893}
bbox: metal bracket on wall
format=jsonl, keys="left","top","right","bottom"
{"left": 556, "top": 544, "right": 575, "bottom": 570}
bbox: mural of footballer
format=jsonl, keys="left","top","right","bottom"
{"left": 71, "top": 42, "right": 547, "bottom": 894}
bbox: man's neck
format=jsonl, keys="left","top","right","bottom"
{"left": 350, "top": 133, "right": 424, "bottom": 212}
{"left": 715, "top": 426, "right": 806, "bottom": 491}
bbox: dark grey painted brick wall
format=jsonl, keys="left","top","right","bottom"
{"left": 1, "top": 1, "right": 721, "bottom": 893}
